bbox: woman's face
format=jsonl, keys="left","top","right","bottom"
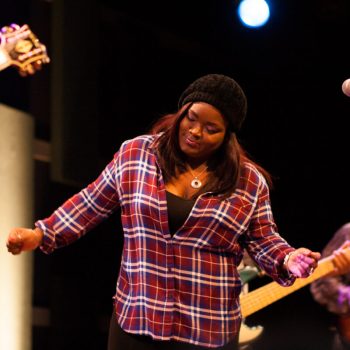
{"left": 178, "top": 102, "right": 227, "bottom": 164}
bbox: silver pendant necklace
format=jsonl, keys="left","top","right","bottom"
{"left": 189, "top": 165, "right": 208, "bottom": 189}
{"left": 191, "top": 178, "right": 202, "bottom": 189}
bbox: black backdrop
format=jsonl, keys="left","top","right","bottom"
{"left": 1, "top": 0, "right": 350, "bottom": 349}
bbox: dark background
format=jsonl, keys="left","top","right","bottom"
{"left": 1, "top": 0, "right": 350, "bottom": 349}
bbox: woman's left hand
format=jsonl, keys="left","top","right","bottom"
{"left": 285, "top": 248, "right": 321, "bottom": 278}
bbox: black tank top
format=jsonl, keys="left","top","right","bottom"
{"left": 165, "top": 191, "right": 196, "bottom": 235}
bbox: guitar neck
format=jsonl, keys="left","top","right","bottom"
{"left": 0, "top": 47, "right": 11, "bottom": 71}
{"left": 240, "top": 255, "right": 335, "bottom": 318}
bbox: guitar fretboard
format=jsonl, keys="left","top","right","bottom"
{"left": 240, "top": 255, "right": 335, "bottom": 317}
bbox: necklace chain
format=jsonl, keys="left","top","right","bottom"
{"left": 188, "top": 165, "right": 208, "bottom": 189}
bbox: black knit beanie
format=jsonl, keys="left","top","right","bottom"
{"left": 178, "top": 74, "right": 247, "bottom": 132}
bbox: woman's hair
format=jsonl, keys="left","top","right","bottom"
{"left": 149, "top": 103, "right": 272, "bottom": 198}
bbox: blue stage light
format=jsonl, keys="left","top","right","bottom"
{"left": 238, "top": 0, "right": 270, "bottom": 28}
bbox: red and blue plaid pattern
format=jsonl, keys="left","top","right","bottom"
{"left": 36, "top": 134, "right": 295, "bottom": 348}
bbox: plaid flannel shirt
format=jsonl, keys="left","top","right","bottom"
{"left": 36, "top": 133, "right": 295, "bottom": 348}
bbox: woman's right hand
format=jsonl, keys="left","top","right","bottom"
{"left": 6, "top": 227, "right": 44, "bottom": 255}
{"left": 285, "top": 248, "right": 320, "bottom": 278}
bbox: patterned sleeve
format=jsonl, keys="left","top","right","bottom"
{"left": 35, "top": 151, "right": 121, "bottom": 254}
{"left": 243, "top": 170, "right": 295, "bottom": 286}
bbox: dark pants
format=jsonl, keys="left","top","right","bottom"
{"left": 108, "top": 311, "right": 239, "bottom": 350}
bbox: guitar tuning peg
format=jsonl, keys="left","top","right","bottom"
{"left": 1, "top": 24, "right": 20, "bottom": 34}
{"left": 28, "top": 32, "right": 40, "bottom": 47}
{"left": 1, "top": 26, "right": 11, "bottom": 34}
{"left": 10, "top": 24, "right": 21, "bottom": 31}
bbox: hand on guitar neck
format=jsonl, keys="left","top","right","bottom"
{"left": 284, "top": 247, "right": 321, "bottom": 278}
{"left": 331, "top": 240, "right": 350, "bottom": 277}
{"left": 0, "top": 23, "right": 49, "bottom": 76}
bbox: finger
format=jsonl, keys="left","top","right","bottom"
{"left": 288, "top": 263, "right": 304, "bottom": 277}
{"left": 300, "top": 267, "right": 313, "bottom": 278}
{"left": 290, "top": 254, "right": 314, "bottom": 267}
{"left": 8, "top": 247, "right": 22, "bottom": 255}
{"left": 337, "top": 253, "right": 348, "bottom": 267}
{"left": 7, "top": 236, "right": 19, "bottom": 245}
{"left": 308, "top": 259, "right": 319, "bottom": 270}
{"left": 341, "top": 240, "right": 350, "bottom": 249}
{"left": 334, "top": 253, "right": 350, "bottom": 275}
{"left": 339, "top": 249, "right": 350, "bottom": 261}
{"left": 293, "top": 260, "right": 310, "bottom": 271}
{"left": 294, "top": 248, "right": 311, "bottom": 256}
{"left": 289, "top": 268, "right": 301, "bottom": 277}
{"left": 6, "top": 242, "right": 23, "bottom": 255}
{"left": 7, "top": 236, "right": 23, "bottom": 248}
{"left": 335, "top": 251, "right": 350, "bottom": 266}
{"left": 301, "top": 253, "right": 318, "bottom": 261}
{"left": 294, "top": 249, "right": 320, "bottom": 262}
{"left": 299, "top": 254, "right": 320, "bottom": 269}
{"left": 289, "top": 261, "right": 314, "bottom": 278}
{"left": 7, "top": 230, "right": 24, "bottom": 251}
{"left": 308, "top": 252, "right": 321, "bottom": 261}
{"left": 290, "top": 267, "right": 305, "bottom": 278}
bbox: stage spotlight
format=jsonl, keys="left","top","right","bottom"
{"left": 238, "top": 0, "right": 270, "bottom": 28}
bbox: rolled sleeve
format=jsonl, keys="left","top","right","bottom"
{"left": 244, "top": 173, "right": 296, "bottom": 286}
{"left": 36, "top": 152, "right": 120, "bottom": 254}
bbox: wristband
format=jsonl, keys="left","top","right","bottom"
{"left": 283, "top": 251, "right": 294, "bottom": 271}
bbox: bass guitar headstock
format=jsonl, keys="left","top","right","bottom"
{"left": 0, "top": 23, "right": 50, "bottom": 76}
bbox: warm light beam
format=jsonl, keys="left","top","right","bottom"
{"left": 0, "top": 104, "right": 34, "bottom": 350}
